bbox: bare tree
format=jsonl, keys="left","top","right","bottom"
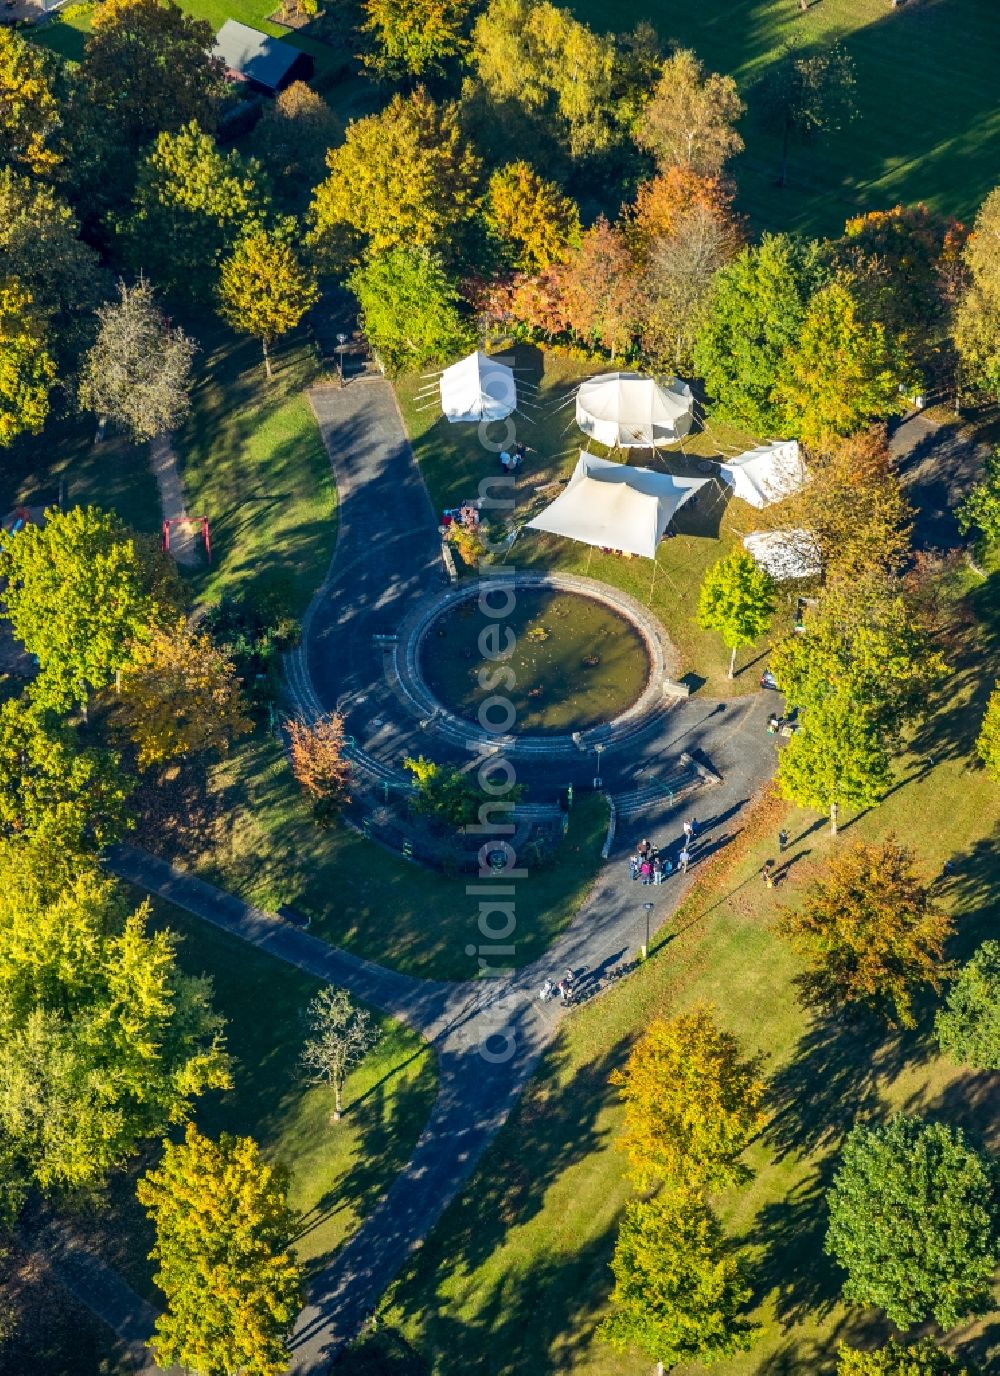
{"left": 300, "top": 988, "right": 379, "bottom": 1121}
{"left": 78, "top": 277, "right": 196, "bottom": 443}
{"left": 640, "top": 205, "right": 741, "bottom": 372}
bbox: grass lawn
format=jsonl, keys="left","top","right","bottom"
{"left": 397, "top": 350, "right": 793, "bottom": 699}
{"left": 571, "top": 0, "right": 1000, "bottom": 239}
{"left": 345, "top": 564, "right": 1000, "bottom": 1376}
{"left": 144, "top": 735, "right": 611, "bottom": 981}
{"left": 72, "top": 894, "right": 437, "bottom": 1297}
{"left": 172, "top": 322, "right": 336, "bottom": 623}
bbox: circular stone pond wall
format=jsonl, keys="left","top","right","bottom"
{"left": 421, "top": 586, "right": 650, "bottom": 734}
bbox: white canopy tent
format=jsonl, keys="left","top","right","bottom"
{"left": 718, "top": 441, "right": 806, "bottom": 509}
{"left": 527, "top": 452, "right": 708, "bottom": 559}
{"left": 575, "top": 373, "right": 694, "bottom": 449}
{"left": 743, "top": 529, "right": 821, "bottom": 582}
{"left": 439, "top": 351, "right": 517, "bottom": 424}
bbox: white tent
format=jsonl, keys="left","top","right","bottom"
{"left": 743, "top": 529, "right": 821, "bottom": 582}
{"left": 576, "top": 372, "right": 694, "bottom": 449}
{"left": 718, "top": 441, "right": 806, "bottom": 509}
{"left": 527, "top": 452, "right": 708, "bottom": 559}
{"left": 439, "top": 351, "right": 517, "bottom": 424}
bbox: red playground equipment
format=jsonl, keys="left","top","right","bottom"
{"left": 162, "top": 516, "right": 212, "bottom": 563}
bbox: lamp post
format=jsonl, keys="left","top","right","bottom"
{"left": 336, "top": 332, "right": 348, "bottom": 384}
{"left": 593, "top": 742, "right": 605, "bottom": 789}
{"left": 641, "top": 901, "right": 654, "bottom": 961}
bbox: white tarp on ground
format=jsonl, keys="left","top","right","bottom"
{"left": 439, "top": 351, "right": 517, "bottom": 424}
{"left": 743, "top": 529, "right": 822, "bottom": 581}
{"left": 576, "top": 372, "right": 694, "bottom": 448}
{"left": 718, "top": 440, "right": 806, "bottom": 509}
{"left": 527, "top": 452, "right": 708, "bottom": 559}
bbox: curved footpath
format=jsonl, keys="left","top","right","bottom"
{"left": 90, "top": 378, "right": 777, "bottom": 1372}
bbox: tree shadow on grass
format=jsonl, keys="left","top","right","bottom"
{"left": 747, "top": 1161, "right": 845, "bottom": 1330}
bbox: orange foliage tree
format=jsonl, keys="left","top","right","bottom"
{"left": 287, "top": 713, "right": 352, "bottom": 815}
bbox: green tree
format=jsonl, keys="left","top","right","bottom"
{"left": 838, "top": 1339, "right": 975, "bottom": 1376}
{"left": 693, "top": 233, "right": 826, "bottom": 434}
{"left": 936, "top": 940, "right": 1000, "bottom": 1071}
{"left": 776, "top": 281, "right": 904, "bottom": 444}
{"left": 405, "top": 753, "right": 484, "bottom": 826}
{"left": 976, "top": 680, "right": 1000, "bottom": 780}
{"left": 127, "top": 122, "right": 272, "bottom": 302}
{"left": 0, "top": 505, "right": 165, "bottom": 713}
{"left": 0, "top": 281, "right": 56, "bottom": 447}
{"left": 775, "top": 697, "right": 892, "bottom": 839}
{"left": 349, "top": 248, "right": 474, "bottom": 376}
{"left": 601, "top": 1189, "right": 756, "bottom": 1368}
{"left": 779, "top": 836, "right": 952, "bottom": 1027}
{"left": 697, "top": 549, "right": 774, "bottom": 680}
{"left": 362, "top": 0, "right": 470, "bottom": 77}
{"left": 954, "top": 188, "right": 1000, "bottom": 399}
{"left": 309, "top": 89, "right": 480, "bottom": 266}
{"left": 957, "top": 449, "right": 1000, "bottom": 549}
{"left": 0, "top": 698, "right": 130, "bottom": 848}
{"left": 249, "top": 82, "right": 341, "bottom": 214}
{"left": 637, "top": 47, "right": 744, "bottom": 176}
{"left": 0, "top": 31, "right": 62, "bottom": 176}
{"left": 137, "top": 1125, "right": 302, "bottom": 1376}
{"left": 78, "top": 277, "right": 197, "bottom": 442}
{"left": 470, "top": 0, "right": 616, "bottom": 159}
{"left": 218, "top": 228, "right": 318, "bottom": 380}
{"left": 485, "top": 161, "right": 581, "bottom": 272}
{"left": 826, "top": 1116, "right": 999, "bottom": 1329}
{"left": 0, "top": 845, "right": 229, "bottom": 1194}
{"left": 300, "top": 987, "right": 380, "bottom": 1120}
{"left": 757, "top": 41, "right": 856, "bottom": 188}
{"left": 610, "top": 1005, "right": 767, "bottom": 1191}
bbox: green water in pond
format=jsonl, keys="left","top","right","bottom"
{"left": 421, "top": 589, "right": 650, "bottom": 733}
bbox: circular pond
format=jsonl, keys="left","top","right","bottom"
{"left": 420, "top": 588, "right": 651, "bottom": 734}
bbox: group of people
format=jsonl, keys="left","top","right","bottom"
{"left": 499, "top": 443, "right": 528, "bottom": 473}
{"left": 538, "top": 968, "right": 576, "bottom": 1003}
{"left": 628, "top": 818, "right": 699, "bottom": 885}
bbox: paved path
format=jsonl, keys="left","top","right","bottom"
{"left": 889, "top": 410, "right": 987, "bottom": 551}
{"left": 149, "top": 433, "right": 199, "bottom": 567}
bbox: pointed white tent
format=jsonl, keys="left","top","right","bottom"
{"left": 439, "top": 351, "right": 517, "bottom": 424}
{"left": 527, "top": 452, "right": 708, "bottom": 559}
{"left": 718, "top": 441, "right": 806, "bottom": 509}
{"left": 575, "top": 372, "right": 694, "bottom": 449}
{"left": 743, "top": 529, "right": 821, "bottom": 581}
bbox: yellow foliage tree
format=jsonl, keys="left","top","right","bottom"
{"left": 610, "top": 1004, "right": 767, "bottom": 1191}
{"left": 117, "top": 619, "right": 251, "bottom": 768}
{"left": 0, "top": 31, "right": 62, "bottom": 176}
{"left": 218, "top": 228, "right": 318, "bottom": 379}
{"left": 485, "top": 161, "right": 581, "bottom": 271}
{"left": 0, "top": 279, "right": 56, "bottom": 446}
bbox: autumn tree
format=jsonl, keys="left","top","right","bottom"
{"left": 250, "top": 82, "right": 341, "bottom": 213}
{"left": 116, "top": 620, "right": 251, "bottom": 768}
{"left": 778, "top": 837, "right": 952, "bottom": 1027}
{"left": 637, "top": 48, "right": 744, "bottom": 176}
{"left": 127, "top": 123, "right": 272, "bottom": 302}
{"left": 78, "top": 278, "right": 196, "bottom": 442}
{"left": 0, "top": 282, "right": 56, "bottom": 447}
{"left": 602, "top": 1189, "right": 756, "bottom": 1368}
{"left": 362, "top": 0, "right": 470, "bottom": 77}
{"left": 838, "top": 1339, "right": 975, "bottom": 1376}
{"left": 626, "top": 166, "right": 736, "bottom": 257}
{"left": 977, "top": 681, "right": 1000, "bottom": 780}
{"left": 471, "top": 0, "right": 616, "bottom": 159}
{"left": 772, "top": 576, "right": 945, "bottom": 832}
{"left": 556, "top": 217, "right": 639, "bottom": 359}
{"left": 826, "top": 1116, "right": 999, "bottom": 1330}
{"left": 954, "top": 187, "right": 1000, "bottom": 399}
{"left": 405, "top": 754, "right": 485, "bottom": 826}
{"left": 0, "top": 505, "right": 165, "bottom": 714}
{"left": 0, "top": 698, "right": 130, "bottom": 848}
{"left": 287, "top": 713, "right": 352, "bottom": 821}
{"left": 776, "top": 281, "right": 904, "bottom": 444}
{"left": 957, "top": 448, "right": 1000, "bottom": 550}
{"left": 138, "top": 1125, "right": 302, "bottom": 1376}
{"left": 693, "top": 232, "right": 827, "bottom": 434}
{"left": 779, "top": 428, "right": 913, "bottom": 580}
{"left": 218, "top": 228, "right": 318, "bottom": 380}
{"left": 611, "top": 1006, "right": 767, "bottom": 1191}
{"left": 349, "top": 247, "right": 474, "bottom": 375}
{"left": 936, "top": 940, "right": 1000, "bottom": 1071}
{"left": 485, "top": 161, "right": 581, "bottom": 272}
{"left": 300, "top": 987, "right": 379, "bottom": 1120}
{"left": 0, "top": 31, "right": 62, "bottom": 176}
{"left": 697, "top": 549, "right": 774, "bottom": 680}
{"left": 757, "top": 41, "right": 856, "bottom": 188}
{"left": 309, "top": 89, "right": 480, "bottom": 266}
{"left": 0, "top": 844, "right": 229, "bottom": 1194}
{"left": 640, "top": 204, "right": 742, "bottom": 372}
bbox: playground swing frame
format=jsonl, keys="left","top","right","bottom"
{"left": 162, "top": 516, "right": 212, "bottom": 563}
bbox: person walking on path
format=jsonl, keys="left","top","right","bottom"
{"left": 679, "top": 846, "right": 690, "bottom": 875}
{"left": 683, "top": 818, "right": 698, "bottom": 846}
{"left": 778, "top": 829, "right": 789, "bottom": 854}
{"left": 761, "top": 859, "right": 775, "bottom": 889}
